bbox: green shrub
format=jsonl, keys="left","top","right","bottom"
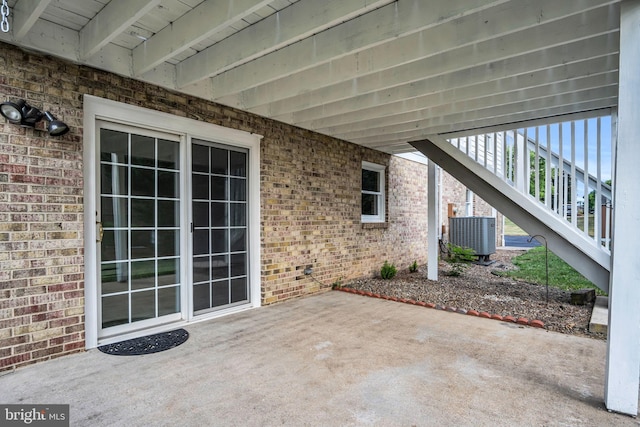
{"left": 445, "top": 244, "right": 476, "bottom": 276}
{"left": 409, "top": 260, "right": 418, "bottom": 273}
{"left": 380, "top": 261, "right": 397, "bottom": 280}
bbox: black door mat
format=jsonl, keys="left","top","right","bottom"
{"left": 98, "top": 329, "right": 189, "bottom": 356}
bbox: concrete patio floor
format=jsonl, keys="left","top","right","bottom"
{"left": 1, "top": 291, "right": 638, "bottom": 426}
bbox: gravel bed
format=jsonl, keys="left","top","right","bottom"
{"left": 344, "top": 249, "right": 605, "bottom": 339}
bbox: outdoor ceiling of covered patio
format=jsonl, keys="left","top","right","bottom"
{"left": 0, "top": 0, "right": 620, "bottom": 153}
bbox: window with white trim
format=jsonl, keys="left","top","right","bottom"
{"left": 465, "top": 189, "right": 474, "bottom": 216}
{"left": 361, "top": 161, "right": 385, "bottom": 223}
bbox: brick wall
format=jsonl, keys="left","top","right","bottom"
{"left": 0, "top": 42, "right": 429, "bottom": 371}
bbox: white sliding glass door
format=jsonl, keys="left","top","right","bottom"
{"left": 97, "top": 123, "right": 182, "bottom": 337}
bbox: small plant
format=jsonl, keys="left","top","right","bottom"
{"left": 331, "top": 277, "right": 343, "bottom": 289}
{"left": 380, "top": 261, "right": 397, "bottom": 280}
{"left": 409, "top": 260, "right": 418, "bottom": 273}
{"left": 445, "top": 244, "right": 476, "bottom": 276}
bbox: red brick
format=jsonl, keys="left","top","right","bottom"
{"left": 63, "top": 341, "right": 84, "bottom": 352}
{"left": 425, "top": 302, "right": 436, "bottom": 308}
{"left": 479, "top": 312, "right": 491, "bottom": 318}
{"left": 14, "top": 304, "right": 47, "bottom": 316}
{"left": 467, "top": 310, "right": 479, "bottom": 316}
{"left": 31, "top": 345, "right": 63, "bottom": 359}
{"left": 491, "top": 314, "right": 503, "bottom": 321}
{"left": 517, "top": 317, "right": 529, "bottom": 325}
{"left": 503, "top": 315, "right": 516, "bottom": 323}
{"left": 529, "top": 319, "right": 545, "bottom": 328}
{"left": 0, "top": 335, "right": 28, "bottom": 347}
{"left": 0, "top": 353, "right": 31, "bottom": 368}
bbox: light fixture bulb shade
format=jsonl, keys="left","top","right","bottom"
{"left": 0, "top": 101, "right": 24, "bottom": 123}
{"left": 44, "top": 112, "right": 70, "bottom": 136}
{"left": 47, "top": 121, "right": 70, "bottom": 136}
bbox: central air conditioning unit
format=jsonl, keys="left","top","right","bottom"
{"left": 449, "top": 216, "right": 496, "bottom": 263}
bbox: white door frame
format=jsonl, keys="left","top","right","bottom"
{"left": 83, "top": 95, "right": 262, "bottom": 348}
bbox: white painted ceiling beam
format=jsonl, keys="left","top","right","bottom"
{"left": 201, "top": 0, "right": 509, "bottom": 96}
{"left": 133, "top": 0, "right": 274, "bottom": 76}
{"left": 349, "top": 98, "right": 617, "bottom": 147}
{"left": 316, "top": 73, "right": 618, "bottom": 136}
{"left": 176, "top": 0, "right": 395, "bottom": 88}
{"left": 221, "top": 1, "right": 619, "bottom": 110}
{"left": 12, "top": 0, "right": 50, "bottom": 41}
{"left": 301, "top": 55, "right": 618, "bottom": 131}
{"left": 337, "top": 86, "right": 618, "bottom": 141}
{"left": 80, "top": 0, "right": 161, "bottom": 60}
{"left": 272, "top": 34, "right": 619, "bottom": 121}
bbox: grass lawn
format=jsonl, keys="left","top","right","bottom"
{"left": 500, "top": 246, "right": 606, "bottom": 295}
{"left": 503, "top": 217, "right": 527, "bottom": 235}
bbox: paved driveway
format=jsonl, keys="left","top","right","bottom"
{"left": 0, "top": 292, "right": 636, "bottom": 426}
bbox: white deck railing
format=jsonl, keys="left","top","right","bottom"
{"left": 448, "top": 115, "right": 613, "bottom": 252}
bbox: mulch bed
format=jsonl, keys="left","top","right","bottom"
{"left": 343, "top": 249, "right": 606, "bottom": 339}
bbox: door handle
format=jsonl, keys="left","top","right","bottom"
{"left": 97, "top": 221, "right": 104, "bottom": 243}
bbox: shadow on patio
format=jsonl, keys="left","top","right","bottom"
{"left": 0, "top": 292, "right": 635, "bottom": 426}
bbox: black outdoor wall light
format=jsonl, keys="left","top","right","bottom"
{"left": 0, "top": 99, "right": 70, "bottom": 136}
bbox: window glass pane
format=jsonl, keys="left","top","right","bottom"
{"left": 101, "top": 262, "right": 128, "bottom": 294}
{"left": 158, "top": 200, "right": 178, "bottom": 227}
{"left": 131, "top": 198, "right": 155, "bottom": 227}
{"left": 211, "top": 147, "right": 228, "bottom": 175}
{"left": 131, "top": 290, "right": 156, "bottom": 321}
{"left": 230, "top": 151, "right": 247, "bottom": 177}
{"left": 131, "top": 230, "right": 155, "bottom": 259}
{"left": 158, "top": 139, "right": 179, "bottom": 170}
{"left": 131, "top": 168, "right": 155, "bottom": 197}
{"left": 362, "top": 194, "right": 378, "bottom": 216}
{"left": 193, "top": 283, "right": 210, "bottom": 312}
{"left": 211, "top": 202, "right": 227, "bottom": 227}
{"left": 192, "top": 144, "right": 209, "bottom": 173}
{"left": 230, "top": 203, "right": 246, "bottom": 226}
{"left": 101, "top": 197, "right": 128, "bottom": 228}
{"left": 102, "top": 294, "right": 129, "bottom": 328}
{"left": 157, "top": 258, "right": 179, "bottom": 286}
{"left": 211, "top": 176, "right": 226, "bottom": 200}
{"left": 231, "top": 277, "right": 247, "bottom": 303}
{"left": 158, "top": 171, "right": 179, "bottom": 198}
{"left": 211, "top": 255, "right": 228, "bottom": 280}
{"left": 193, "top": 256, "right": 210, "bottom": 283}
{"left": 158, "top": 286, "right": 180, "bottom": 316}
{"left": 101, "top": 230, "right": 128, "bottom": 262}
{"left": 100, "top": 129, "right": 128, "bottom": 163}
{"left": 230, "top": 229, "right": 246, "bottom": 252}
{"left": 212, "top": 280, "right": 229, "bottom": 307}
{"left": 362, "top": 169, "right": 380, "bottom": 192}
{"left": 131, "top": 134, "right": 155, "bottom": 167}
{"left": 193, "top": 202, "right": 209, "bottom": 227}
{"left": 101, "top": 165, "right": 128, "bottom": 196}
{"left": 131, "top": 260, "right": 155, "bottom": 290}
{"left": 157, "top": 230, "right": 179, "bottom": 257}
{"left": 231, "top": 253, "right": 246, "bottom": 277}
{"left": 230, "top": 178, "right": 246, "bottom": 201}
{"left": 211, "top": 229, "right": 228, "bottom": 253}
{"left": 193, "top": 229, "right": 209, "bottom": 255}
{"left": 192, "top": 174, "right": 209, "bottom": 199}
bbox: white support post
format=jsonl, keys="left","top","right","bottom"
{"left": 427, "top": 159, "right": 439, "bottom": 281}
{"left": 605, "top": 0, "right": 640, "bottom": 416}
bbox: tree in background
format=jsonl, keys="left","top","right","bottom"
{"left": 588, "top": 179, "right": 612, "bottom": 213}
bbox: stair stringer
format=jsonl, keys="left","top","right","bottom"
{"left": 411, "top": 135, "right": 610, "bottom": 294}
